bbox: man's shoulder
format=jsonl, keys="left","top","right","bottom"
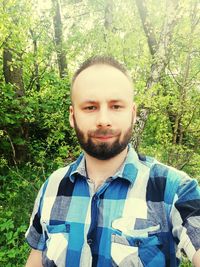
{"left": 137, "top": 154, "right": 193, "bottom": 202}
{"left": 44, "top": 162, "right": 74, "bottom": 188}
{"left": 138, "top": 153, "right": 189, "bottom": 181}
{"left": 49, "top": 164, "right": 71, "bottom": 180}
{"left": 37, "top": 162, "right": 75, "bottom": 199}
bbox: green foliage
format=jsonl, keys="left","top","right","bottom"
{"left": 0, "top": 214, "right": 29, "bottom": 266}
{"left": 0, "top": 163, "right": 43, "bottom": 266}
{"left": 180, "top": 258, "right": 192, "bottom": 267}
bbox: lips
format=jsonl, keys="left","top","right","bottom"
{"left": 92, "top": 135, "right": 118, "bottom": 141}
{"left": 95, "top": 136, "right": 113, "bottom": 140}
{"left": 89, "top": 129, "right": 120, "bottom": 141}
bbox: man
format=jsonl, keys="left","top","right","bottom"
{"left": 25, "top": 56, "right": 200, "bottom": 267}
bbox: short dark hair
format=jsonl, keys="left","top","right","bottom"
{"left": 71, "top": 55, "right": 131, "bottom": 87}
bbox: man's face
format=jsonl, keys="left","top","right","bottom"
{"left": 69, "top": 64, "right": 136, "bottom": 160}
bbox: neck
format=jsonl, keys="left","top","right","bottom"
{"left": 84, "top": 147, "right": 128, "bottom": 185}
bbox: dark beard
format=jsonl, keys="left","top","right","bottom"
{"left": 73, "top": 117, "right": 132, "bottom": 160}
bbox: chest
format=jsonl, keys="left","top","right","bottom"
{"left": 41, "top": 177, "right": 172, "bottom": 267}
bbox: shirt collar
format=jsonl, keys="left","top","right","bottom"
{"left": 113, "top": 145, "right": 138, "bottom": 184}
{"left": 68, "top": 153, "right": 86, "bottom": 182}
{"left": 68, "top": 144, "right": 139, "bottom": 184}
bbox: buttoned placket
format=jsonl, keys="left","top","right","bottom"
{"left": 86, "top": 179, "right": 111, "bottom": 263}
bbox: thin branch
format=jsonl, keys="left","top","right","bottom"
{"left": 167, "top": 66, "right": 183, "bottom": 88}
{"left": 3, "top": 130, "right": 18, "bottom": 169}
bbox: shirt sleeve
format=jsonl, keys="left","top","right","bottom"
{"left": 170, "top": 176, "right": 200, "bottom": 261}
{"left": 25, "top": 182, "right": 47, "bottom": 251}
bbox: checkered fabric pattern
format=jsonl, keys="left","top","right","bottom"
{"left": 25, "top": 145, "right": 200, "bottom": 267}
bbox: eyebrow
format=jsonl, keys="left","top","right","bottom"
{"left": 81, "top": 100, "right": 97, "bottom": 105}
{"left": 81, "top": 99, "right": 125, "bottom": 104}
{"left": 109, "top": 99, "right": 125, "bottom": 103}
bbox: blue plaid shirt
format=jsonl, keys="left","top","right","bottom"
{"left": 26, "top": 145, "right": 200, "bottom": 267}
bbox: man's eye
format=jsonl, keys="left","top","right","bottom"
{"left": 84, "top": 106, "right": 96, "bottom": 110}
{"left": 112, "top": 105, "right": 122, "bottom": 110}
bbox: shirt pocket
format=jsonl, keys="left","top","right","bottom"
{"left": 111, "top": 233, "right": 165, "bottom": 267}
{"left": 42, "top": 223, "right": 70, "bottom": 267}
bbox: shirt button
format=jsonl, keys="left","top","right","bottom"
{"left": 87, "top": 239, "right": 93, "bottom": 245}
{"left": 134, "top": 239, "right": 142, "bottom": 247}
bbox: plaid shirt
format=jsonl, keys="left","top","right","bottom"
{"left": 26, "top": 145, "right": 200, "bottom": 267}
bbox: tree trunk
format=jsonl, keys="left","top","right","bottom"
{"left": 29, "top": 29, "right": 40, "bottom": 91}
{"left": 134, "top": 0, "right": 157, "bottom": 56}
{"left": 52, "top": 0, "right": 68, "bottom": 79}
{"left": 132, "top": 0, "right": 180, "bottom": 149}
{"left": 104, "top": 0, "right": 114, "bottom": 44}
{"left": 3, "top": 47, "right": 24, "bottom": 97}
{"left": 104, "top": 0, "right": 113, "bottom": 30}
{"left": 168, "top": 1, "right": 198, "bottom": 146}
{"left": 3, "top": 45, "right": 28, "bottom": 163}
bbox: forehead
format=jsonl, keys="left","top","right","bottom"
{"left": 71, "top": 64, "right": 133, "bottom": 103}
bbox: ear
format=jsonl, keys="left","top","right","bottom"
{"left": 69, "top": 105, "right": 75, "bottom": 128}
{"left": 132, "top": 103, "right": 137, "bottom": 124}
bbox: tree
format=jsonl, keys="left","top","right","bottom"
{"left": 52, "top": 0, "right": 68, "bottom": 78}
{"left": 133, "top": 0, "right": 181, "bottom": 149}
{"left": 29, "top": 29, "right": 40, "bottom": 91}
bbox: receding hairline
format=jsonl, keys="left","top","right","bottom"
{"left": 72, "top": 56, "right": 131, "bottom": 82}
{"left": 70, "top": 56, "right": 133, "bottom": 101}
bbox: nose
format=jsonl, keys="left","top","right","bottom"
{"left": 96, "top": 107, "right": 111, "bottom": 128}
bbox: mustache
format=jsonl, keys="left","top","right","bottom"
{"left": 88, "top": 129, "right": 121, "bottom": 137}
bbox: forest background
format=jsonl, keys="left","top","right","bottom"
{"left": 0, "top": 0, "right": 199, "bottom": 266}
